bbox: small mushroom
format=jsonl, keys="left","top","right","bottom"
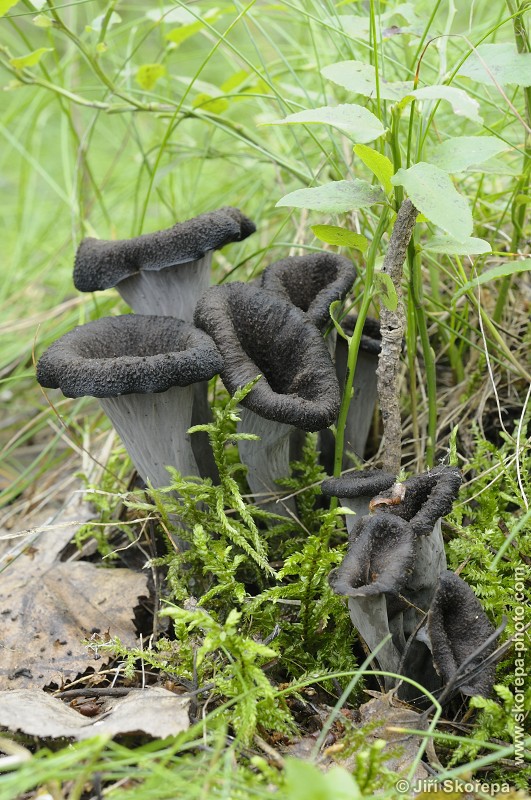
{"left": 260, "top": 252, "right": 356, "bottom": 331}
{"left": 261, "top": 253, "right": 356, "bottom": 464}
{"left": 36, "top": 315, "right": 223, "bottom": 492}
{"left": 73, "top": 207, "right": 256, "bottom": 320}
{"left": 427, "top": 570, "right": 497, "bottom": 697}
{"left": 194, "top": 282, "right": 340, "bottom": 515}
{"left": 321, "top": 469, "right": 396, "bottom": 531}
{"left": 329, "top": 513, "right": 415, "bottom": 687}
{"left": 328, "top": 466, "right": 464, "bottom": 696}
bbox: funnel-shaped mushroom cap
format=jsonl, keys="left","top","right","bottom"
{"left": 260, "top": 253, "right": 356, "bottom": 330}
{"left": 37, "top": 315, "right": 223, "bottom": 398}
{"left": 321, "top": 470, "right": 396, "bottom": 501}
{"left": 329, "top": 513, "right": 415, "bottom": 598}
{"left": 428, "top": 571, "right": 497, "bottom": 697}
{"left": 73, "top": 207, "right": 256, "bottom": 292}
{"left": 369, "top": 466, "right": 462, "bottom": 536}
{"left": 194, "top": 283, "right": 340, "bottom": 431}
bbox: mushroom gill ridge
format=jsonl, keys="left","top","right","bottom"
{"left": 194, "top": 282, "right": 340, "bottom": 432}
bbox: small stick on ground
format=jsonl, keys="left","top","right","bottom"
{"left": 376, "top": 199, "right": 418, "bottom": 475}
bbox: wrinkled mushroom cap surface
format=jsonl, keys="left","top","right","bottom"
{"left": 428, "top": 571, "right": 497, "bottom": 696}
{"left": 329, "top": 513, "right": 415, "bottom": 598}
{"left": 194, "top": 282, "right": 340, "bottom": 431}
{"left": 260, "top": 253, "right": 356, "bottom": 330}
{"left": 321, "top": 470, "right": 396, "bottom": 500}
{"left": 74, "top": 207, "right": 256, "bottom": 292}
{"left": 37, "top": 315, "right": 222, "bottom": 398}
{"left": 370, "top": 466, "right": 462, "bottom": 535}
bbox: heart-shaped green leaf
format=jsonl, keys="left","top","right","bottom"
{"left": 392, "top": 163, "right": 473, "bottom": 241}
{"left": 322, "top": 60, "right": 412, "bottom": 101}
{"left": 10, "top": 48, "right": 53, "bottom": 69}
{"left": 269, "top": 104, "right": 385, "bottom": 143}
{"left": 354, "top": 144, "right": 394, "bottom": 194}
{"left": 311, "top": 225, "right": 368, "bottom": 251}
{"left": 458, "top": 43, "right": 531, "bottom": 87}
{"left": 423, "top": 235, "right": 491, "bottom": 255}
{"left": 428, "top": 136, "right": 507, "bottom": 173}
{"left": 277, "top": 180, "right": 385, "bottom": 213}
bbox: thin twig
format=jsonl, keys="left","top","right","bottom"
{"left": 376, "top": 199, "right": 418, "bottom": 474}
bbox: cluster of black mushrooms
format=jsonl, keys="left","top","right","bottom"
{"left": 37, "top": 206, "right": 498, "bottom": 704}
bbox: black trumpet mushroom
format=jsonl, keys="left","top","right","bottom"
{"left": 194, "top": 282, "right": 340, "bottom": 515}
{"left": 36, "top": 315, "right": 222, "bottom": 493}
{"left": 74, "top": 207, "right": 255, "bottom": 483}
{"left": 425, "top": 570, "right": 498, "bottom": 698}
{"left": 260, "top": 252, "right": 356, "bottom": 331}
{"left": 322, "top": 468, "right": 396, "bottom": 530}
{"left": 326, "top": 466, "right": 479, "bottom": 698}
{"left": 73, "top": 207, "right": 256, "bottom": 320}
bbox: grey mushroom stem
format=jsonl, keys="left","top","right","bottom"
{"left": 237, "top": 409, "right": 295, "bottom": 515}
{"left": 99, "top": 385, "right": 198, "bottom": 489}
{"left": 73, "top": 208, "right": 256, "bottom": 484}
{"left": 36, "top": 315, "right": 223, "bottom": 513}
{"left": 194, "top": 282, "right": 340, "bottom": 519}
{"left": 116, "top": 253, "right": 212, "bottom": 320}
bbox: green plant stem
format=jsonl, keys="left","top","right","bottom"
{"left": 406, "top": 293, "right": 420, "bottom": 462}
{"left": 369, "top": 0, "right": 382, "bottom": 122}
{"left": 494, "top": 0, "right": 531, "bottom": 322}
{"left": 408, "top": 235, "right": 437, "bottom": 467}
{"left": 332, "top": 209, "right": 390, "bottom": 482}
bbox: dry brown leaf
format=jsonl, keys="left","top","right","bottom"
{"left": 0, "top": 494, "right": 149, "bottom": 690}
{"left": 352, "top": 693, "right": 430, "bottom": 781}
{"left": 0, "top": 688, "right": 189, "bottom": 739}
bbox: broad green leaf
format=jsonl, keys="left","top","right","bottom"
{"left": 337, "top": 4, "right": 421, "bottom": 43}
{"left": 428, "top": 136, "right": 507, "bottom": 173}
{"left": 454, "top": 259, "right": 531, "bottom": 300}
{"left": 410, "top": 85, "right": 482, "bottom": 124}
{"left": 312, "top": 224, "right": 368, "bottom": 252}
{"left": 392, "top": 163, "right": 472, "bottom": 241}
{"left": 166, "top": 19, "right": 204, "bottom": 45}
{"left": 458, "top": 43, "right": 531, "bottom": 87}
{"left": 221, "top": 69, "right": 248, "bottom": 92}
{"left": 10, "top": 48, "right": 53, "bottom": 69}
{"left": 423, "top": 235, "right": 491, "bottom": 255}
{"left": 0, "top": 0, "right": 19, "bottom": 15}
{"left": 283, "top": 758, "right": 362, "bottom": 800}
{"left": 468, "top": 155, "right": 519, "bottom": 176}
{"left": 136, "top": 63, "right": 166, "bottom": 91}
{"left": 374, "top": 272, "right": 398, "bottom": 311}
{"left": 277, "top": 180, "right": 385, "bottom": 213}
{"left": 166, "top": 8, "right": 223, "bottom": 46}
{"left": 192, "top": 93, "right": 229, "bottom": 114}
{"left": 322, "top": 60, "right": 412, "bottom": 101}
{"left": 354, "top": 144, "right": 394, "bottom": 194}
{"left": 269, "top": 104, "right": 385, "bottom": 142}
